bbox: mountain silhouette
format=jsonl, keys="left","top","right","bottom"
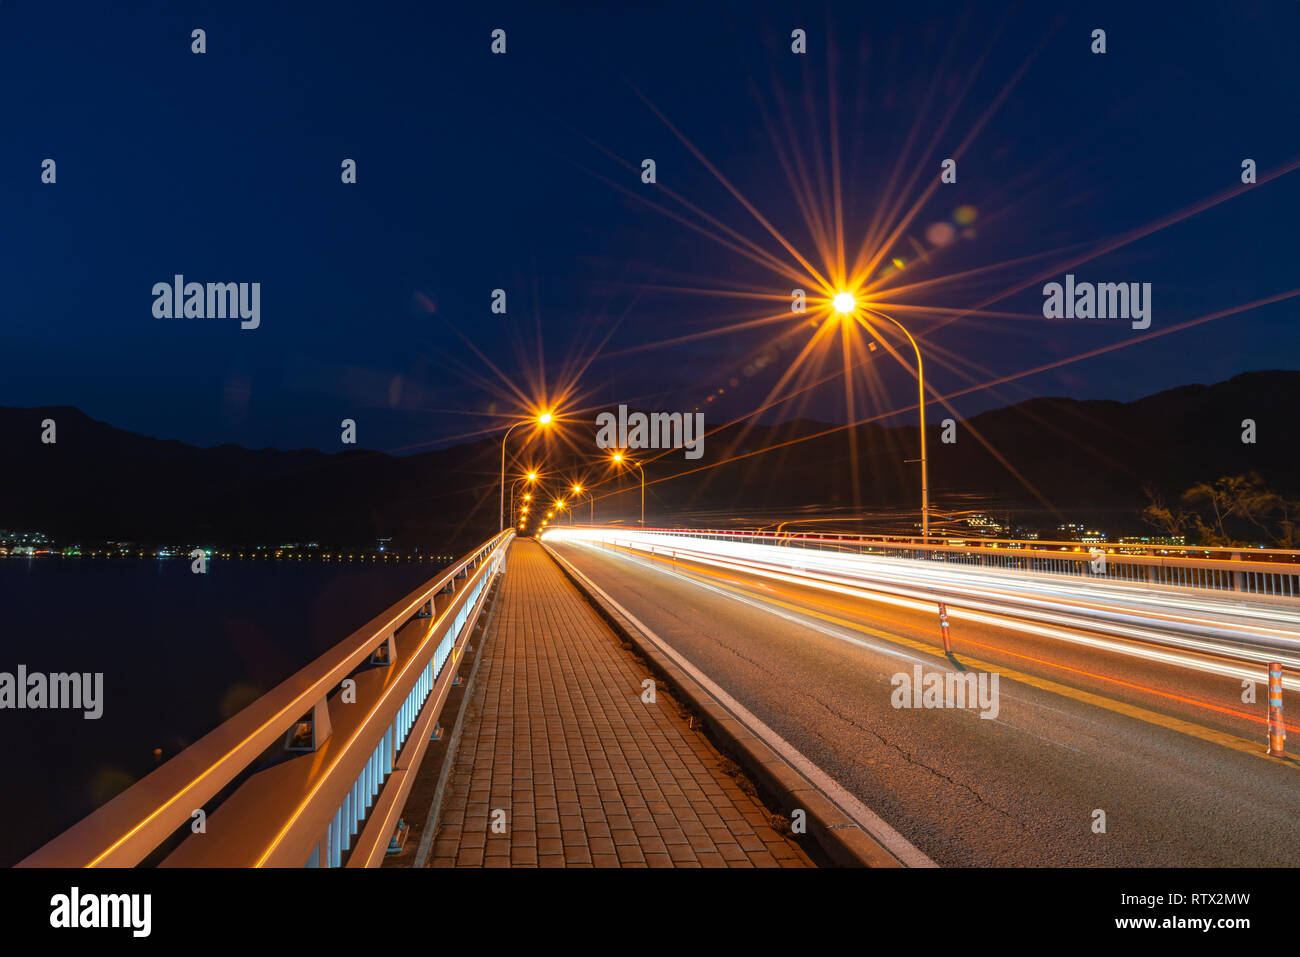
{"left": 1, "top": 370, "right": 1294, "bottom": 548}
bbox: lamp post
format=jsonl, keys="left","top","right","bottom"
{"left": 571, "top": 484, "right": 593, "bottom": 523}
{"left": 499, "top": 415, "right": 552, "bottom": 531}
{"left": 611, "top": 452, "right": 644, "bottom": 525}
{"left": 849, "top": 302, "right": 929, "bottom": 539}
{"left": 509, "top": 472, "right": 538, "bottom": 527}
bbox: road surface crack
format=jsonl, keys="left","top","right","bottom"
{"left": 802, "top": 691, "right": 1020, "bottom": 822}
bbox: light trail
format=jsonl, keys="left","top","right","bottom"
{"left": 542, "top": 527, "right": 1300, "bottom": 692}
{"left": 563, "top": 534, "right": 1300, "bottom": 739}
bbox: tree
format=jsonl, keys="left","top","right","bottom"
{"left": 1180, "top": 474, "right": 1277, "bottom": 545}
{"left": 1146, "top": 473, "right": 1295, "bottom": 547}
{"left": 1140, "top": 484, "right": 1192, "bottom": 538}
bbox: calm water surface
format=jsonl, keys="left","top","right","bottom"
{"left": 0, "top": 557, "right": 444, "bottom": 866}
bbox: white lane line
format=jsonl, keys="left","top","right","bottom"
{"left": 612, "top": 538, "right": 1300, "bottom": 688}
{"left": 601, "top": 543, "right": 1098, "bottom": 760}
{"left": 608, "top": 542, "right": 936, "bottom": 668}
{"left": 547, "top": 542, "right": 937, "bottom": 869}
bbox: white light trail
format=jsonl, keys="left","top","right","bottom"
{"left": 542, "top": 527, "right": 1300, "bottom": 690}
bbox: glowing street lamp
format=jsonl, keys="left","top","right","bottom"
{"left": 857, "top": 308, "right": 930, "bottom": 539}
{"left": 553, "top": 496, "right": 576, "bottom": 525}
{"left": 611, "top": 451, "right": 645, "bottom": 525}
{"left": 823, "top": 290, "right": 931, "bottom": 538}
{"left": 499, "top": 414, "right": 554, "bottom": 531}
{"left": 571, "top": 483, "right": 594, "bottom": 522}
{"left": 509, "top": 470, "right": 540, "bottom": 526}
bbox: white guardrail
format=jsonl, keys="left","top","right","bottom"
{"left": 19, "top": 530, "right": 513, "bottom": 868}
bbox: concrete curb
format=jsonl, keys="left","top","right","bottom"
{"left": 541, "top": 540, "right": 907, "bottom": 868}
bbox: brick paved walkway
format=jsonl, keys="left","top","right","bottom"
{"left": 428, "top": 539, "right": 812, "bottom": 868}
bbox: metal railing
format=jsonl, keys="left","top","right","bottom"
{"left": 584, "top": 526, "right": 1300, "bottom": 599}
{"left": 19, "top": 529, "right": 514, "bottom": 868}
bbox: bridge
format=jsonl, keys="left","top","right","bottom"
{"left": 19, "top": 526, "right": 1300, "bottom": 868}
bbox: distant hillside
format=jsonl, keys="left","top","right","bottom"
{"left": 676, "top": 370, "right": 1298, "bottom": 529}
{"left": 0, "top": 406, "right": 506, "bottom": 551}
{"left": 1, "top": 370, "right": 1295, "bottom": 546}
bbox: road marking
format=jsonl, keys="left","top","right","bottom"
{"left": 606, "top": 536, "right": 1300, "bottom": 686}
{"left": 546, "top": 543, "right": 937, "bottom": 868}
{"left": 617, "top": 545, "right": 1296, "bottom": 771}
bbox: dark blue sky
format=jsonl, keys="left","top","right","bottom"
{"left": 3, "top": 0, "right": 1297, "bottom": 453}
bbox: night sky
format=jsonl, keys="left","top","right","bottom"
{"left": 3, "top": 0, "right": 1297, "bottom": 454}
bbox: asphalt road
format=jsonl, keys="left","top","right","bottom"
{"left": 549, "top": 539, "right": 1300, "bottom": 866}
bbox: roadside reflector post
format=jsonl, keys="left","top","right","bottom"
{"left": 938, "top": 602, "right": 953, "bottom": 655}
{"left": 1268, "top": 663, "right": 1285, "bottom": 757}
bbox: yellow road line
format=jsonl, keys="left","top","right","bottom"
{"left": 632, "top": 547, "right": 1294, "bottom": 770}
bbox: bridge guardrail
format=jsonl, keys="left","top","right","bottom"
{"left": 609, "top": 526, "right": 1300, "bottom": 599}
{"left": 19, "top": 529, "right": 514, "bottom": 868}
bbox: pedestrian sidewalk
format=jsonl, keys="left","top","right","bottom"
{"left": 427, "top": 538, "right": 812, "bottom": 868}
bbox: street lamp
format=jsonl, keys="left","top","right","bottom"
{"left": 571, "top": 483, "right": 593, "bottom": 522}
{"left": 509, "top": 471, "right": 539, "bottom": 526}
{"left": 499, "top": 415, "right": 553, "bottom": 531}
{"left": 856, "top": 307, "right": 930, "bottom": 539}
{"left": 611, "top": 451, "right": 645, "bottom": 525}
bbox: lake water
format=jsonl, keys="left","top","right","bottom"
{"left": 0, "top": 557, "right": 444, "bottom": 866}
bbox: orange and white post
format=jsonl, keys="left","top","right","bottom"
{"left": 938, "top": 602, "right": 953, "bottom": 655}
{"left": 1267, "top": 663, "right": 1285, "bottom": 757}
